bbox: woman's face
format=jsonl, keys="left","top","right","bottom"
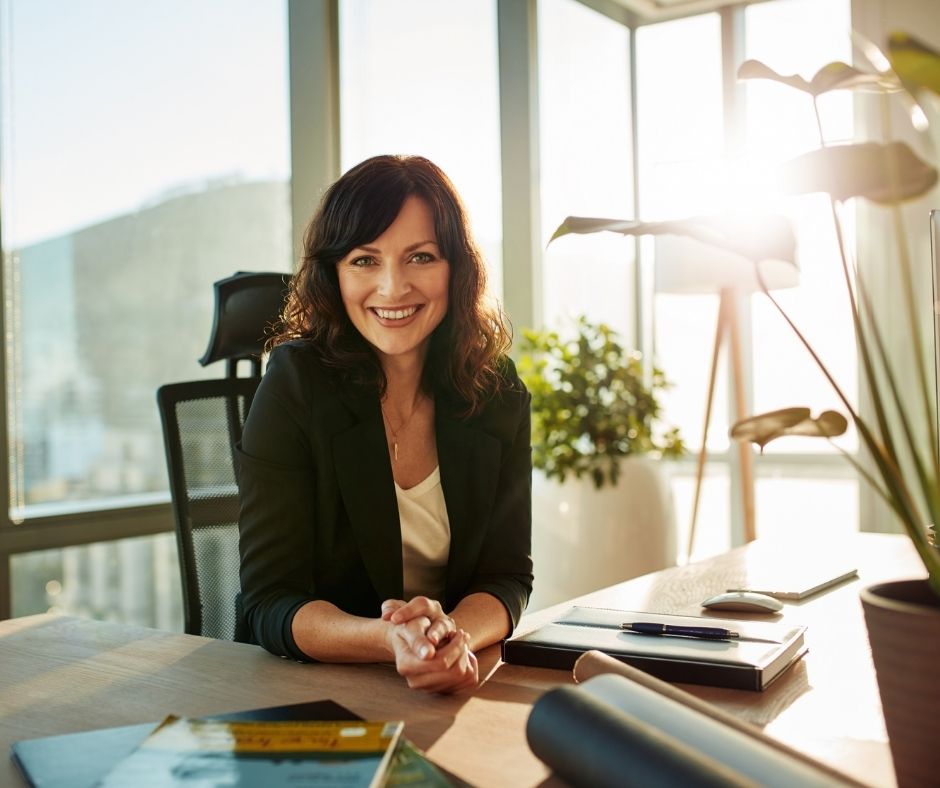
{"left": 337, "top": 195, "right": 450, "bottom": 367}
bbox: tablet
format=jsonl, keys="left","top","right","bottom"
{"left": 726, "top": 554, "right": 858, "bottom": 600}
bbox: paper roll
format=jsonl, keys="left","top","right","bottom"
{"left": 528, "top": 671, "right": 854, "bottom": 788}
{"left": 526, "top": 685, "right": 754, "bottom": 788}
{"left": 572, "top": 651, "right": 861, "bottom": 786}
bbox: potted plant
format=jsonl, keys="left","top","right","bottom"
{"left": 548, "top": 33, "right": 940, "bottom": 787}
{"left": 518, "top": 316, "right": 684, "bottom": 611}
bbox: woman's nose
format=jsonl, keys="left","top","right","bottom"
{"left": 377, "top": 262, "right": 411, "bottom": 299}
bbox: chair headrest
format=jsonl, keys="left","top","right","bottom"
{"left": 199, "top": 271, "right": 290, "bottom": 368}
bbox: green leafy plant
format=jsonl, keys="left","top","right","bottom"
{"left": 518, "top": 316, "right": 684, "bottom": 490}
{"left": 549, "top": 33, "right": 940, "bottom": 595}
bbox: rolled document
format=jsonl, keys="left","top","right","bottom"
{"left": 573, "top": 650, "right": 861, "bottom": 786}
{"left": 527, "top": 686, "right": 755, "bottom": 788}
{"left": 526, "top": 657, "right": 856, "bottom": 787}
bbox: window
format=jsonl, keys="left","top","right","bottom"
{"left": 538, "top": 0, "right": 634, "bottom": 337}
{"left": 637, "top": 0, "right": 856, "bottom": 557}
{"left": 3, "top": 0, "right": 291, "bottom": 621}
{"left": 338, "top": 0, "right": 503, "bottom": 294}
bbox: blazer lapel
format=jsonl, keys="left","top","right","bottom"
{"left": 436, "top": 405, "right": 502, "bottom": 605}
{"left": 331, "top": 390, "right": 403, "bottom": 602}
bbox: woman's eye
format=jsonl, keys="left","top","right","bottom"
{"left": 349, "top": 256, "right": 375, "bottom": 267}
{"left": 411, "top": 252, "right": 435, "bottom": 264}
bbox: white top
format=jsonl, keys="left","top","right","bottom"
{"left": 396, "top": 466, "right": 451, "bottom": 602}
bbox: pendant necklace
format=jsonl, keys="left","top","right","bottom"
{"left": 380, "top": 397, "right": 421, "bottom": 462}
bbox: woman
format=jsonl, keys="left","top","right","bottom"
{"left": 237, "top": 155, "right": 532, "bottom": 694}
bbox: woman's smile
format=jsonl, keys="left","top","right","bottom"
{"left": 370, "top": 304, "right": 424, "bottom": 322}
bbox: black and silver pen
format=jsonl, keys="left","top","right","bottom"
{"left": 620, "top": 622, "right": 738, "bottom": 640}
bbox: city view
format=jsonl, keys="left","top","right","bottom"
{"left": 10, "top": 177, "right": 292, "bottom": 624}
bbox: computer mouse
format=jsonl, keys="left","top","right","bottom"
{"left": 701, "top": 591, "right": 784, "bottom": 614}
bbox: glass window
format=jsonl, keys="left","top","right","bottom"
{"left": 1, "top": 0, "right": 292, "bottom": 516}
{"left": 745, "top": 0, "right": 857, "bottom": 455}
{"left": 338, "top": 0, "right": 503, "bottom": 294}
{"left": 637, "top": 13, "right": 725, "bottom": 453}
{"left": 11, "top": 533, "right": 183, "bottom": 627}
{"left": 637, "top": 14, "right": 731, "bottom": 555}
{"left": 538, "top": 0, "right": 634, "bottom": 336}
{"left": 638, "top": 0, "right": 857, "bottom": 554}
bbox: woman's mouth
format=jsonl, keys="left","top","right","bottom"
{"left": 370, "top": 305, "right": 422, "bottom": 321}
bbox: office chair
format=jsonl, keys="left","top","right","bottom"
{"left": 157, "top": 271, "right": 289, "bottom": 640}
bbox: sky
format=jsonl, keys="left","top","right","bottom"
{"left": 1, "top": 0, "right": 290, "bottom": 247}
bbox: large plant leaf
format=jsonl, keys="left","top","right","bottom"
{"left": 738, "top": 59, "right": 890, "bottom": 96}
{"left": 550, "top": 214, "right": 796, "bottom": 267}
{"left": 888, "top": 32, "right": 940, "bottom": 96}
{"left": 781, "top": 141, "right": 938, "bottom": 204}
{"left": 730, "top": 408, "right": 848, "bottom": 451}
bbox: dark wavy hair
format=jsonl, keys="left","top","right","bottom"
{"left": 270, "top": 154, "right": 512, "bottom": 415}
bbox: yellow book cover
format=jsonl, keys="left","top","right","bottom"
{"left": 96, "top": 718, "right": 404, "bottom": 787}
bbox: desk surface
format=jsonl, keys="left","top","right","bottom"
{"left": 0, "top": 533, "right": 923, "bottom": 787}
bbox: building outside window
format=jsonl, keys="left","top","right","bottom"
{"left": 2, "top": 0, "right": 292, "bottom": 624}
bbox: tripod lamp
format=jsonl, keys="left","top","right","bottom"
{"left": 654, "top": 233, "right": 799, "bottom": 557}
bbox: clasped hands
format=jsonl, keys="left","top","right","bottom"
{"left": 381, "top": 597, "right": 478, "bottom": 694}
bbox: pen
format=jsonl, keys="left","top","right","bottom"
{"left": 620, "top": 622, "right": 738, "bottom": 640}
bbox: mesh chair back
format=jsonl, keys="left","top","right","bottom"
{"left": 157, "top": 377, "right": 259, "bottom": 640}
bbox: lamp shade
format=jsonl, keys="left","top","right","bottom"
{"left": 654, "top": 233, "right": 800, "bottom": 295}
{"left": 550, "top": 211, "right": 799, "bottom": 294}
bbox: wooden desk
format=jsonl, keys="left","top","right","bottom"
{"left": 0, "top": 533, "right": 923, "bottom": 787}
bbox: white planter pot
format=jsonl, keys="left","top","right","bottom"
{"left": 528, "top": 457, "right": 677, "bottom": 613}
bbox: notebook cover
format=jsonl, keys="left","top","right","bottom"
{"left": 502, "top": 607, "right": 807, "bottom": 691}
{"left": 11, "top": 699, "right": 459, "bottom": 788}
{"left": 96, "top": 718, "right": 404, "bottom": 788}
{"left": 11, "top": 700, "right": 357, "bottom": 788}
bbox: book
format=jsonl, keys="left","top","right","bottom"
{"left": 501, "top": 606, "right": 807, "bottom": 691}
{"left": 11, "top": 700, "right": 458, "bottom": 788}
{"left": 96, "top": 717, "right": 403, "bottom": 787}
{"left": 525, "top": 667, "right": 857, "bottom": 787}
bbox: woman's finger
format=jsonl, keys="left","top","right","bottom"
{"left": 394, "top": 616, "right": 435, "bottom": 659}
{"left": 407, "top": 648, "right": 479, "bottom": 693}
{"left": 389, "top": 596, "right": 443, "bottom": 625}
{"left": 432, "top": 629, "right": 467, "bottom": 669}
{"left": 380, "top": 599, "right": 406, "bottom": 621}
{"left": 425, "top": 615, "right": 456, "bottom": 646}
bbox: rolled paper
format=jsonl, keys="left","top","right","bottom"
{"left": 572, "top": 650, "right": 862, "bottom": 786}
{"left": 528, "top": 672, "right": 855, "bottom": 788}
{"left": 526, "top": 685, "right": 753, "bottom": 788}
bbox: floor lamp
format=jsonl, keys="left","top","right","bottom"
{"left": 654, "top": 234, "right": 800, "bottom": 558}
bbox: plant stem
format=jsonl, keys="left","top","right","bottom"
{"left": 811, "top": 98, "right": 900, "bottom": 468}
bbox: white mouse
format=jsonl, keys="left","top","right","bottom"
{"left": 701, "top": 591, "right": 784, "bottom": 614}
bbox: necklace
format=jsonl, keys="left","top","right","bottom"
{"left": 380, "top": 397, "right": 421, "bottom": 462}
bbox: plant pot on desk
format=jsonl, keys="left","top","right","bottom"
{"left": 529, "top": 458, "right": 677, "bottom": 612}
{"left": 860, "top": 579, "right": 940, "bottom": 788}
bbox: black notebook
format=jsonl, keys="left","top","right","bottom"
{"left": 11, "top": 699, "right": 459, "bottom": 788}
{"left": 502, "top": 607, "right": 807, "bottom": 691}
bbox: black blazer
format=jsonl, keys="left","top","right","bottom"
{"left": 236, "top": 342, "right": 533, "bottom": 661}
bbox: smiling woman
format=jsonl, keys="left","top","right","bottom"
{"left": 236, "top": 155, "right": 533, "bottom": 695}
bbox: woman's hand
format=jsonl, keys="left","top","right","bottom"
{"left": 386, "top": 626, "right": 479, "bottom": 693}
{"left": 381, "top": 596, "right": 478, "bottom": 693}
{"left": 381, "top": 597, "right": 455, "bottom": 658}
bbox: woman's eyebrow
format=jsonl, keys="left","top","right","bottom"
{"left": 404, "top": 240, "right": 438, "bottom": 252}
{"left": 352, "top": 240, "right": 438, "bottom": 254}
